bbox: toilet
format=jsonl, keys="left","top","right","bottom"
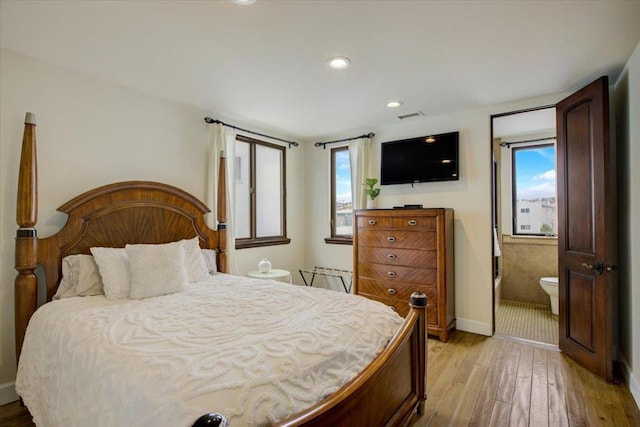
{"left": 539, "top": 277, "right": 559, "bottom": 315}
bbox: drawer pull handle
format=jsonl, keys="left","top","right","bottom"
{"left": 387, "top": 236, "right": 396, "bottom": 242}
{"left": 387, "top": 271, "right": 397, "bottom": 278}
{"left": 408, "top": 219, "right": 418, "bottom": 226}
{"left": 387, "top": 288, "right": 397, "bottom": 295}
{"left": 389, "top": 306, "right": 397, "bottom": 312}
{"left": 387, "top": 253, "right": 397, "bottom": 260}
{"left": 368, "top": 219, "right": 376, "bottom": 225}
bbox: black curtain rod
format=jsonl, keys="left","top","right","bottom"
{"left": 204, "top": 117, "right": 299, "bottom": 148}
{"left": 499, "top": 136, "right": 556, "bottom": 148}
{"left": 314, "top": 132, "right": 375, "bottom": 149}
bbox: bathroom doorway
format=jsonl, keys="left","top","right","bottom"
{"left": 491, "top": 106, "right": 559, "bottom": 347}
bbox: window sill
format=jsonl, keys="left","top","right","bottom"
{"left": 502, "top": 235, "right": 557, "bottom": 246}
{"left": 236, "top": 237, "right": 291, "bottom": 250}
{"left": 324, "top": 237, "right": 353, "bottom": 245}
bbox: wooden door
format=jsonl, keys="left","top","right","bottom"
{"left": 556, "top": 76, "right": 617, "bottom": 381}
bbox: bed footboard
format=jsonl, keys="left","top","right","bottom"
{"left": 276, "top": 292, "right": 427, "bottom": 426}
{"left": 194, "top": 292, "right": 426, "bottom": 427}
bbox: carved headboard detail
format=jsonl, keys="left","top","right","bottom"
{"left": 14, "top": 113, "right": 228, "bottom": 362}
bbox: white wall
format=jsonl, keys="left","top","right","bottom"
{"left": 614, "top": 40, "right": 640, "bottom": 406}
{"left": 305, "top": 93, "right": 567, "bottom": 336}
{"left": 0, "top": 49, "right": 306, "bottom": 403}
{"left": 2, "top": 43, "right": 638, "bottom": 407}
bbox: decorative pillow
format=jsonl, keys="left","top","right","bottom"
{"left": 180, "top": 237, "right": 210, "bottom": 282}
{"left": 125, "top": 243, "right": 188, "bottom": 299}
{"left": 201, "top": 249, "right": 217, "bottom": 274}
{"left": 53, "top": 254, "right": 104, "bottom": 299}
{"left": 90, "top": 247, "right": 131, "bottom": 300}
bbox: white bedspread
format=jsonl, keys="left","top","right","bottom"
{"left": 16, "top": 274, "right": 403, "bottom": 426}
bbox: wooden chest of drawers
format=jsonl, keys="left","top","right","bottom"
{"left": 354, "top": 208, "right": 455, "bottom": 342}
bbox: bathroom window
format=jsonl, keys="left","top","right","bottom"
{"left": 511, "top": 143, "right": 557, "bottom": 237}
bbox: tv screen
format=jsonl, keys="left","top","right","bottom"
{"left": 380, "top": 131, "right": 459, "bottom": 185}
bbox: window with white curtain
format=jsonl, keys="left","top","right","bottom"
{"left": 234, "top": 135, "right": 289, "bottom": 249}
{"left": 325, "top": 146, "right": 353, "bottom": 244}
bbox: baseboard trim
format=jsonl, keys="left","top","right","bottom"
{"left": 0, "top": 382, "right": 18, "bottom": 406}
{"left": 456, "top": 317, "right": 492, "bottom": 336}
{"left": 619, "top": 353, "right": 640, "bottom": 409}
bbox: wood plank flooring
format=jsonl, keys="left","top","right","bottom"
{"left": 1, "top": 331, "right": 638, "bottom": 426}
{"left": 410, "top": 331, "right": 640, "bottom": 426}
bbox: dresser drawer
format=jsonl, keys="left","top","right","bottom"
{"left": 357, "top": 230, "right": 437, "bottom": 250}
{"left": 358, "top": 246, "right": 437, "bottom": 269}
{"left": 358, "top": 263, "right": 437, "bottom": 286}
{"left": 358, "top": 277, "right": 435, "bottom": 301}
{"left": 392, "top": 216, "right": 436, "bottom": 230}
{"left": 356, "top": 216, "right": 392, "bottom": 229}
{"left": 359, "top": 292, "right": 437, "bottom": 324}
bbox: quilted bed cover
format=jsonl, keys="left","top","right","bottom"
{"left": 16, "top": 274, "right": 403, "bottom": 426}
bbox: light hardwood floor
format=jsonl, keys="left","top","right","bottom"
{"left": 411, "top": 331, "right": 640, "bottom": 426}
{"left": 1, "top": 331, "right": 639, "bottom": 426}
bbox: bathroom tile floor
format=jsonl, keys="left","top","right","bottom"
{"left": 495, "top": 299, "right": 558, "bottom": 346}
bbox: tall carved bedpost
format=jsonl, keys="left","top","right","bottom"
{"left": 217, "top": 152, "right": 228, "bottom": 273}
{"left": 15, "top": 112, "right": 38, "bottom": 363}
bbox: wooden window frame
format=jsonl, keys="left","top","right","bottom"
{"left": 325, "top": 146, "right": 353, "bottom": 245}
{"left": 235, "top": 135, "right": 290, "bottom": 249}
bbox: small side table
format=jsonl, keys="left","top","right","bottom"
{"left": 247, "top": 269, "right": 291, "bottom": 284}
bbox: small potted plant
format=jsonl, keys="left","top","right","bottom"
{"left": 363, "top": 178, "right": 380, "bottom": 208}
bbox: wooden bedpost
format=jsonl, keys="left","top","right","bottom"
{"left": 410, "top": 292, "right": 428, "bottom": 415}
{"left": 15, "top": 112, "right": 38, "bottom": 364}
{"left": 217, "top": 152, "right": 228, "bottom": 273}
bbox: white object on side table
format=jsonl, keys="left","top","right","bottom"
{"left": 247, "top": 269, "right": 291, "bottom": 283}
{"left": 258, "top": 258, "right": 272, "bottom": 273}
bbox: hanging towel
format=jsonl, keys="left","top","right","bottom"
{"left": 493, "top": 228, "right": 502, "bottom": 257}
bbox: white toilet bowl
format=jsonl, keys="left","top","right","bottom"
{"left": 539, "top": 277, "right": 559, "bottom": 315}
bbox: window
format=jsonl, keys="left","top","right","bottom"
{"left": 325, "top": 146, "right": 353, "bottom": 244}
{"left": 234, "top": 135, "right": 290, "bottom": 248}
{"left": 512, "top": 143, "right": 557, "bottom": 236}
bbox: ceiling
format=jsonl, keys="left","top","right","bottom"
{"left": 2, "top": 1, "right": 639, "bottom": 142}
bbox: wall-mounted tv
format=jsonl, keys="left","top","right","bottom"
{"left": 380, "top": 131, "right": 459, "bottom": 185}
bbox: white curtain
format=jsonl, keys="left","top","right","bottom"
{"left": 207, "top": 123, "right": 239, "bottom": 275}
{"left": 348, "top": 136, "right": 372, "bottom": 209}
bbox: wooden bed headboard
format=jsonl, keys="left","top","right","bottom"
{"left": 14, "top": 112, "right": 228, "bottom": 361}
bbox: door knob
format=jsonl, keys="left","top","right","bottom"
{"left": 582, "top": 262, "right": 604, "bottom": 275}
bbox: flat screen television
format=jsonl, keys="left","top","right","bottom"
{"left": 380, "top": 131, "right": 459, "bottom": 185}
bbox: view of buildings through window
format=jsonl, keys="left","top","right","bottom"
{"left": 333, "top": 147, "right": 353, "bottom": 237}
{"left": 512, "top": 143, "right": 557, "bottom": 236}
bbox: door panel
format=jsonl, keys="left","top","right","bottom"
{"left": 566, "top": 101, "right": 595, "bottom": 253}
{"left": 567, "top": 271, "right": 595, "bottom": 352}
{"left": 557, "top": 76, "right": 616, "bottom": 381}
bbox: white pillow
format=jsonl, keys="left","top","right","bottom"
{"left": 53, "top": 254, "right": 104, "bottom": 299}
{"left": 201, "top": 249, "right": 217, "bottom": 274}
{"left": 181, "top": 237, "right": 210, "bottom": 282}
{"left": 90, "top": 247, "right": 131, "bottom": 300}
{"left": 125, "top": 242, "right": 188, "bottom": 299}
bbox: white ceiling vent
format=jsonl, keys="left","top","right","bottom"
{"left": 397, "top": 111, "right": 424, "bottom": 120}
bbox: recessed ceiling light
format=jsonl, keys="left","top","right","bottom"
{"left": 232, "top": 0, "right": 255, "bottom": 5}
{"left": 441, "top": 159, "right": 452, "bottom": 164}
{"left": 425, "top": 136, "right": 436, "bottom": 143}
{"left": 386, "top": 101, "right": 403, "bottom": 108}
{"left": 327, "top": 56, "right": 351, "bottom": 70}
